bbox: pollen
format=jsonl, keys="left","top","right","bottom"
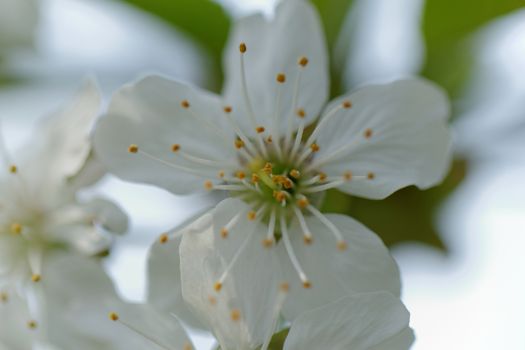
{"left": 9, "top": 165, "right": 17, "bottom": 173}
{"left": 263, "top": 162, "right": 273, "bottom": 174}
{"left": 204, "top": 180, "right": 213, "bottom": 190}
{"left": 214, "top": 282, "right": 223, "bottom": 292}
{"left": 364, "top": 128, "right": 373, "bottom": 139}
{"left": 239, "top": 42, "right": 247, "bottom": 53}
{"left": 303, "top": 235, "right": 313, "bottom": 245}
{"left": 230, "top": 309, "right": 241, "bottom": 322}
{"left": 251, "top": 173, "right": 260, "bottom": 184}
{"left": 280, "top": 282, "right": 290, "bottom": 292}
{"left": 128, "top": 144, "right": 139, "bottom": 153}
{"left": 342, "top": 100, "right": 352, "bottom": 109}
{"left": 302, "top": 280, "right": 312, "bottom": 289}
{"left": 337, "top": 240, "right": 348, "bottom": 251}
{"left": 208, "top": 295, "right": 217, "bottom": 305}
{"left": 256, "top": 126, "right": 265, "bottom": 134}
{"left": 310, "top": 143, "right": 320, "bottom": 152}
{"left": 298, "top": 56, "right": 309, "bottom": 67}
{"left": 236, "top": 171, "right": 246, "bottom": 180}
{"left": 0, "top": 292, "right": 8, "bottom": 303}
{"left": 171, "top": 144, "right": 181, "bottom": 152}
{"left": 220, "top": 228, "right": 229, "bottom": 239}
{"left": 289, "top": 169, "right": 300, "bottom": 179}
{"left": 234, "top": 138, "right": 245, "bottom": 149}
{"left": 367, "top": 172, "right": 375, "bottom": 180}
{"left": 276, "top": 73, "right": 286, "bottom": 83}
{"left": 31, "top": 274, "right": 41, "bottom": 283}
{"left": 223, "top": 105, "right": 233, "bottom": 113}
{"left": 297, "top": 198, "right": 309, "bottom": 208}
{"left": 274, "top": 191, "right": 286, "bottom": 203}
{"left": 218, "top": 170, "right": 225, "bottom": 179}
{"left": 109, "top": 312, "right": 119, "bottom": 321}
{"left": 296, "top": 108, "right": 306, "bottom": 118}
{"left": 159, "top": 233, "right": 169, "bottom": 244}
{"left": 319, "top": 172, "right": 327, "bottom": 182}
{"left": 262, "top": 238, "right": 274, "bottom": 248}
{"left": 343, "top": 171, "right": 352, "bottom": 181}
{"left": 181, "top": 100, "right": 190, "bottom": 109}
{"left": 27, "top": 320, "right": 38, "bottom": 330}
{"left": 10, "top": 223, "right": 22, "bottom": 234}
{"left": 266, "top": 136, "right": 273, "bottom": 144}
{"left": 247, "top": 211, "right": 257, "bottom": 221}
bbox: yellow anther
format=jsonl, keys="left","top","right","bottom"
{"left": 256, "top": 126, "right": 265, "bottom": 134}
{"left": 247, "top": 211, "right": 257, "bottom": 221}
{"left": 310, "top": 143, "right": 320, "bottom": 152}
{"left": 297, "top": 198, "right": 309, "bottom": 209}
{"left": 263, "top": 163, "right": 273, "bottom": 174}
{"left": 239, "top": 42, "right": 247, "bottom": 53}
{"left": 184, "top": 342, "right": 194, "bottom": 350}
{"left": 303, "top": 235, "right": 313, "bottom": 245}
{"left": 343, "top": 171, "right": 353, "bottom": 181}
{"left": 302, "top": 280, "right": 312, "bottom": 289}
{"left": 319, "top": 172, "right": 327, "bottom": 182}
{"left": 251, "top": 173, "right": 260, "bottom": 184}
{"left": 236, "top": 171, "right": 246, "bottom": 180}
{"left": 9, "top": 165, "right": 17, "bottom": 174}
{"left": 214, "top": 282, "right": 223, "bottom": 292}
{"left": 159, "top": 233, "right": 169, "bottom": 244}
{"left": 204, "top": 180, "right": 213, "bottom": 190}
{"left": 223, "top": 105, "right": 233, "bottom": 113}
{"left": 27, "top": 320, "right": 38, "bottom": 330}
{"left": 220, "top": 228, "right": 228, "bottom": 239}
{"left": 128, "top": 144, "right": 139, "bottom": 153}
{"left": 266, "top": 136, "right": 273, "bottom": 144}
{"left": 296, "top": 108, "right": 306, "bottom": 118}
{"left": 208, "top": 295, "right": 217, "bottom": 306}
{"left": 31, "top": 274, "right": 41, "bottom": 283}
{"left": 276, "top": 73, "right": 286, "bottom": 83}
{"left": 230, "top": 309, "right": 241, "bottom": 322}
{"left": 10, "top": 223, "right": 22, "bottom": 235}
{"left": 342, "top": 100, "right": 352, "bottom": 109}
{"left": 280, "top": 282, "right": 290, "bottom": 293}
{"left": 298, "top": 56, "right": 309, "bottom": 67}
{"left": 0, "top": 292, "right": 8, "bottom": 303}
{"left": 181, "top": 100, "right": 190, "bottom": 109}
{"left": 274, "top": 191, "right": 286, "bottom": 203}
{"left": 109, "top": 312, "right": 119, "bottom": 321}
{"left": 171, "top": 144, "right": 181, "bottom": 152}
{"left": 367, "top": 172, "right": 375, "bottom": 180}
{"left": 218, "top": 170, "right": 225, "bottom": 179}
{"left": 262, "top": 238, "right": 274, "bottom": 248}
{"left": 337, "top": 240, "right": 348, "bottom": 251}
{"left": 289, "top": 169, "right": 300, "bottom": 179}
{"left": 282, "top": 178, "right": 293, "bottom": 189}
{"left": 234, "top": 138, "right": 245, "bottom": 149}
{"left": 272, "top": 175, "right": 285, "bottom": 184}
{"left": 364, "top": 128, "right": 373, "bottom": 139}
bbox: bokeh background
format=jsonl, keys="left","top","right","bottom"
{"left": 1, "top": 0, "right": 524, "bottom": 348}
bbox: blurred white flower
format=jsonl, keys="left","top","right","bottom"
{"left": 0, "top": 81, "right": 127, "bottom": 345}
{"left": 0, "top": 0, "right": 38, "bottom": 53}
{"left": 94, "top": 0, "right": 451, "bottom": 318}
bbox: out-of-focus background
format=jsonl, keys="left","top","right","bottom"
{"left": 1, "top": 0, "right": 524, "bottom": 348}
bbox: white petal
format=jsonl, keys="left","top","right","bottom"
{"left": 94, "top": 76, "right": 237, "bottom": 195}
{"left": 223, "top": 0, "right": 328, "bottom": 136}
{"left": 314, "top": 79, "right": 452, "bottom": 199}
{"left": 0, "top": 289, "right": 35, "bottom": 349}
{"left": 284, "top": 292, "right": 410, "bottom": 350}
{"left": 369, "top": 328, "right": 415, "bottom": 350}
{"left": 0, "top": 0, "right": 38, "bottom": 50}
{"left": 278, "top": 214, "right": 401, "bottom": 320}
{"left": 180, "top": 211, "right": 283, "bottom": 350}
{"left": 83, "top": 197, "right": 129, "bottom": 234}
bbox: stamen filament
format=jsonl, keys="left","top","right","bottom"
{"left": 305, "top": 137, "right": 363, "bottom": 172}
{"left": 280, "top": 214, "right": 310, "bottom": 287}
{"left": 284, "top": 66, "right": 305, "bottom": 152}
{"left": 306, "top": 205, "right": 346, "bottom": 247}
{"left": 293, "top": 207, "right": 313, "bottom": 243}
{"left": 136, "top": 149, "right": 213, "bottom": 178}
{"left": 302, "top": 103, "right": 345, "bottom": 149}
{"left": 263, "top": 210, "right": 276, "bottom": 247}
{"left": 176, "top": 149, "right": 236, "bottom": 169}
{"left": 222, "top": 107, "right": 260, "bottom": 157}
{"left": 111, "top": 315, "right": 174, "bottom": 350}
{"left": 303, "top": 179, "right": 345, "bottom": 193}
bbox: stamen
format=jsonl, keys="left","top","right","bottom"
{"left": 128, "top": 144, "right": 139, "bottom": 153}
{"left": 28, "top": 246, "right": 43, "bottom": 283}
{"left": 293, "top": 207, "right": 313, "bottom": 245}
{"left": 306, "top": 205, "right": 347, "bottom": 250}
{"left": 289, "top": 169, "right": 300, "bottom": 179}
{"left": 223, "top": 105, "right": 260, "bottom": 157}
{"left": 270, "top": 73, "right": 287, "bottom": 160}
{"left": 220, "top": 212, "right": 244, "bottom": 239}
{"left": 0, "top": 291, "right": 8, "bottom": 303}
{"left": 285, "top": 56, "right": 309, "bottom": 152}
{"left": 159, "top": 233, "right": 169, "bottom": 244}
{"left": 10, "top": 223, "right": 22, "bottom": 234}
{"left": 280, "top": 215, "right": 311, "bottom": 288}
{"left": 303, "top": 179, "right": 344, "bottom": 193}
{"left": 256, "top": 126, "right": 265, "bottom": 134}
{"left": 171, "top": 145, "right": 236, "bottom": 169}
{"left": 27, "top": 320, "right": 38, "bottom": 330}
{"left": 109, "top": 312, "right": 173, "bottom": 350}
{"left": 230, "top": 309, "right": 241, "bottom": 322}
{"left": 364, "top": 128, "right": 373, "bottom": 139}
{"left": 367, "top": 172, "right": 375, "bottom": 180}
{"left": 9, "top": 165, "right": 17, "bottom": 174}
{"left": 262, "top": 210, "right": 276, "bottom": 248}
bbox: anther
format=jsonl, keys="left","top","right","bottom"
{"left": 223, "top": 105, "right": 233, "bottom": 113}
{"left": 319, "top": 172, "right": 327, "bottom": 182}
{"left": 213, "top": 282, "right": 223, "bottom": 292}
{"left": 204, "top": 180, "right": 213, "bottom": 190}
{"left": 290, "top": 169, "right": 300, "bottom": 179}
{"left": 302, "top": 280, "right": 312, "bottom": 289}
{"left": 159, "top": 233, "right": 169, "bottom": 244}
{"left": 171, "top": 144, "right": 181, "bottom": 152}
{"left": 109, "top": 312, "right": 119, "bottom": 321}
{"left": 296, "top": 108, "right": 306, "bottom": 118}
{"left": 367, "top": 172, "right": 375, "bottom": 180}
{"left": 251, "top": 173, "right": 259, "bottom": 184}
{"left": 342, "top": 100, "right": 352, "bottom": 109}
{"left": 297, "top": 198, "right": 309, "bottom": 209}
{"left": 343, "top": 171, "right": 353, "bottom": 181}
{"left": 208, "top": 295, "right": 217, "bottom": 305}
{"left": 263, "top": 163, "right": 273, "bottom": 174}
{"left": 303, "top": 235, "right": 313, "bottom": 245}
{"left": 274, "top": 191, "right": 287, "bottom": 203}
{"left": 230, "top": 309, "right": 241, "bottom": 322}
{"left": 310, "top": 143, "right": 320, "bottom": 152}
{"left": 234, "top": 138, "right": 245, "bottom": 149}
{"left": 266, "top": 136, "right": 273, "bottom": 144}
{"left": 9, "top": 165, "right": 17, "bottom": 173}
{"left": 128, "top": 144, "right": 139, "bottom": 153}
{"left": 10, "top": 223, "right": 22, "bottom": 234}
{"left": 220, "top": 228, "right": 228, "bottom": 239}
{"left": 27, "top": 320, "right": 38, "bottom": 330}
{"left": 280, "top": 282, "right": 290, "bottom": 293}
{"left": 184, "top": 343, "right": 194, "bottom": 350}
{"left": 364, "top": 128, "right": 373, "bottom": 139}
{"left": 298, "top": 56, "right": 309, "bottom": 67}
{"left": 337, "top": 240, "right": 348, "bottom": 251}
{"left": 236, "top": 171, "right": 246, "bottom": 180}
{"left": 181, "top": 100, "right": 190, "bottom": 109}
{"left": 218, "top": 170, "right": 225, "bottom": 179}
{"left": 262, "top": 238, "right": 274, "bottom": 248}
{"left": 0, "top": 292, "right": 8, "bottom": 303}
{"left": 31, "top": 274, "right": 41, "bottom": 283}
{"left": 256, "top": 126, "right": 265, "bottom": 134}
{"left": 276, "top": 73, "right": 286, "bottom": 83}
{"left": 247, "top": 211, "right": 257, "bottom": 221}
{"left": 239, "top": 42, "right": 247, "bottom": 53}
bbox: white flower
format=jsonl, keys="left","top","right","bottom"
{"left": 94, "top": 0, "right": 451, "bottom": 319}
{"left": 0, "top": 0, "right": 38, "bottom": 53}
{"left": 0, "top": 81, "right": 127, "bottom": 343}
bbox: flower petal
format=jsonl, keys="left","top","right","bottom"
{"left": 180, "top": 211, "right": 283, "bottom": 350}
{"left": 314, "top": 79, "right": 451, "bottom": 199}
{"left": 278, "top": 213, "right": 401, "bottom": 320}
{"left": 369, "top": 328, "right": 415, "bottom": 350}
{"left": 83, "top": 197, "right": 128, "bottom": 235}
{"left": 223, "top": 0, "right": 328, "bottom": 135}
{"left": 284, "top": 292, "right": 411, "bottom": 350}
{"left": 94, "top": 76, "right": 236, "bottom": 195}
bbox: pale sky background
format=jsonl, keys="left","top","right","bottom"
{"left": 1, "top": 0, "right": 524, "bottom": 348}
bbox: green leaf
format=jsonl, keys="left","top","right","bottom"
{"left": 422, "top": 0, "right": 525, "bottom": 98}
{"left": 264, "top": 328, "right": 289, "bottom": 350}
{"left": 120, "top": 0, "right": 231, "bottom": 90}
{"left": 321, "top": 158, "right": 467, "bottom": 250}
